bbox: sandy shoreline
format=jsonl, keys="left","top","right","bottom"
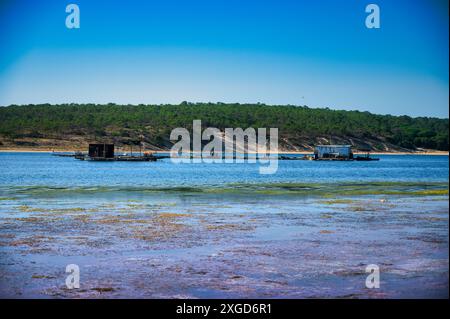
{"left": 0, "top": 148, "right": 448, "bottom": 155}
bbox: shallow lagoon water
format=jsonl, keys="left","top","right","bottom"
{"left": 0, "top": 153, "right": 448, "bottom": 298}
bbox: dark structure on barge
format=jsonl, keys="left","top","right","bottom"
{"left": 89, "top": 144, "right": 115, "bottom": 159}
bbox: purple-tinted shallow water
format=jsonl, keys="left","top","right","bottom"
{"left": 0, "top": 192, "right": 448, "bottom": 298}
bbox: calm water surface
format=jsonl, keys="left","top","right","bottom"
{"left": 0, "top": 153, "right": 448, "bottom": 188}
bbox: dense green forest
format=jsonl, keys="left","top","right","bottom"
{"left": 0, "top": 103, "right": 448, "bottom": 151}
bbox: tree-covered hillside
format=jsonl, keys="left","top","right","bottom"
{"left": 0, "top": 103, "right": 448, "bottom": 151}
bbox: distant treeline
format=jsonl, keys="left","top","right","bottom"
{"left": 0, "top": 102, "right": 448, "bottom": 151}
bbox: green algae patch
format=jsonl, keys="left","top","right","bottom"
{"left": 226, "top": 181, "right": 449, "bottom": 198}
{"left": 56, "top": 207, "right": 87, "bottom": 214}
{"left": 17, "top": 205, "right": 38, "bottom": 212}
{"left": 8, "top": 182, "right": 449, "bottom": 199}
{"left": 408, "top": 189, "right": 448, "bottom": 196}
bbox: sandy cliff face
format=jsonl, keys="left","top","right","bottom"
{"left": 0, "top": 133, "right": 441, "bottom": 153}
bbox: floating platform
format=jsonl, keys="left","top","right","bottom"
{"left": 76, "top": 155, "right": 157, "bottom": 162}
{"left": 279, "top": 155, "right": 379, "bottom": 161}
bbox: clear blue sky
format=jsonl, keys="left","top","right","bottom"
{"left": 0, "top": 0, "right": 448, "bottom": 117}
